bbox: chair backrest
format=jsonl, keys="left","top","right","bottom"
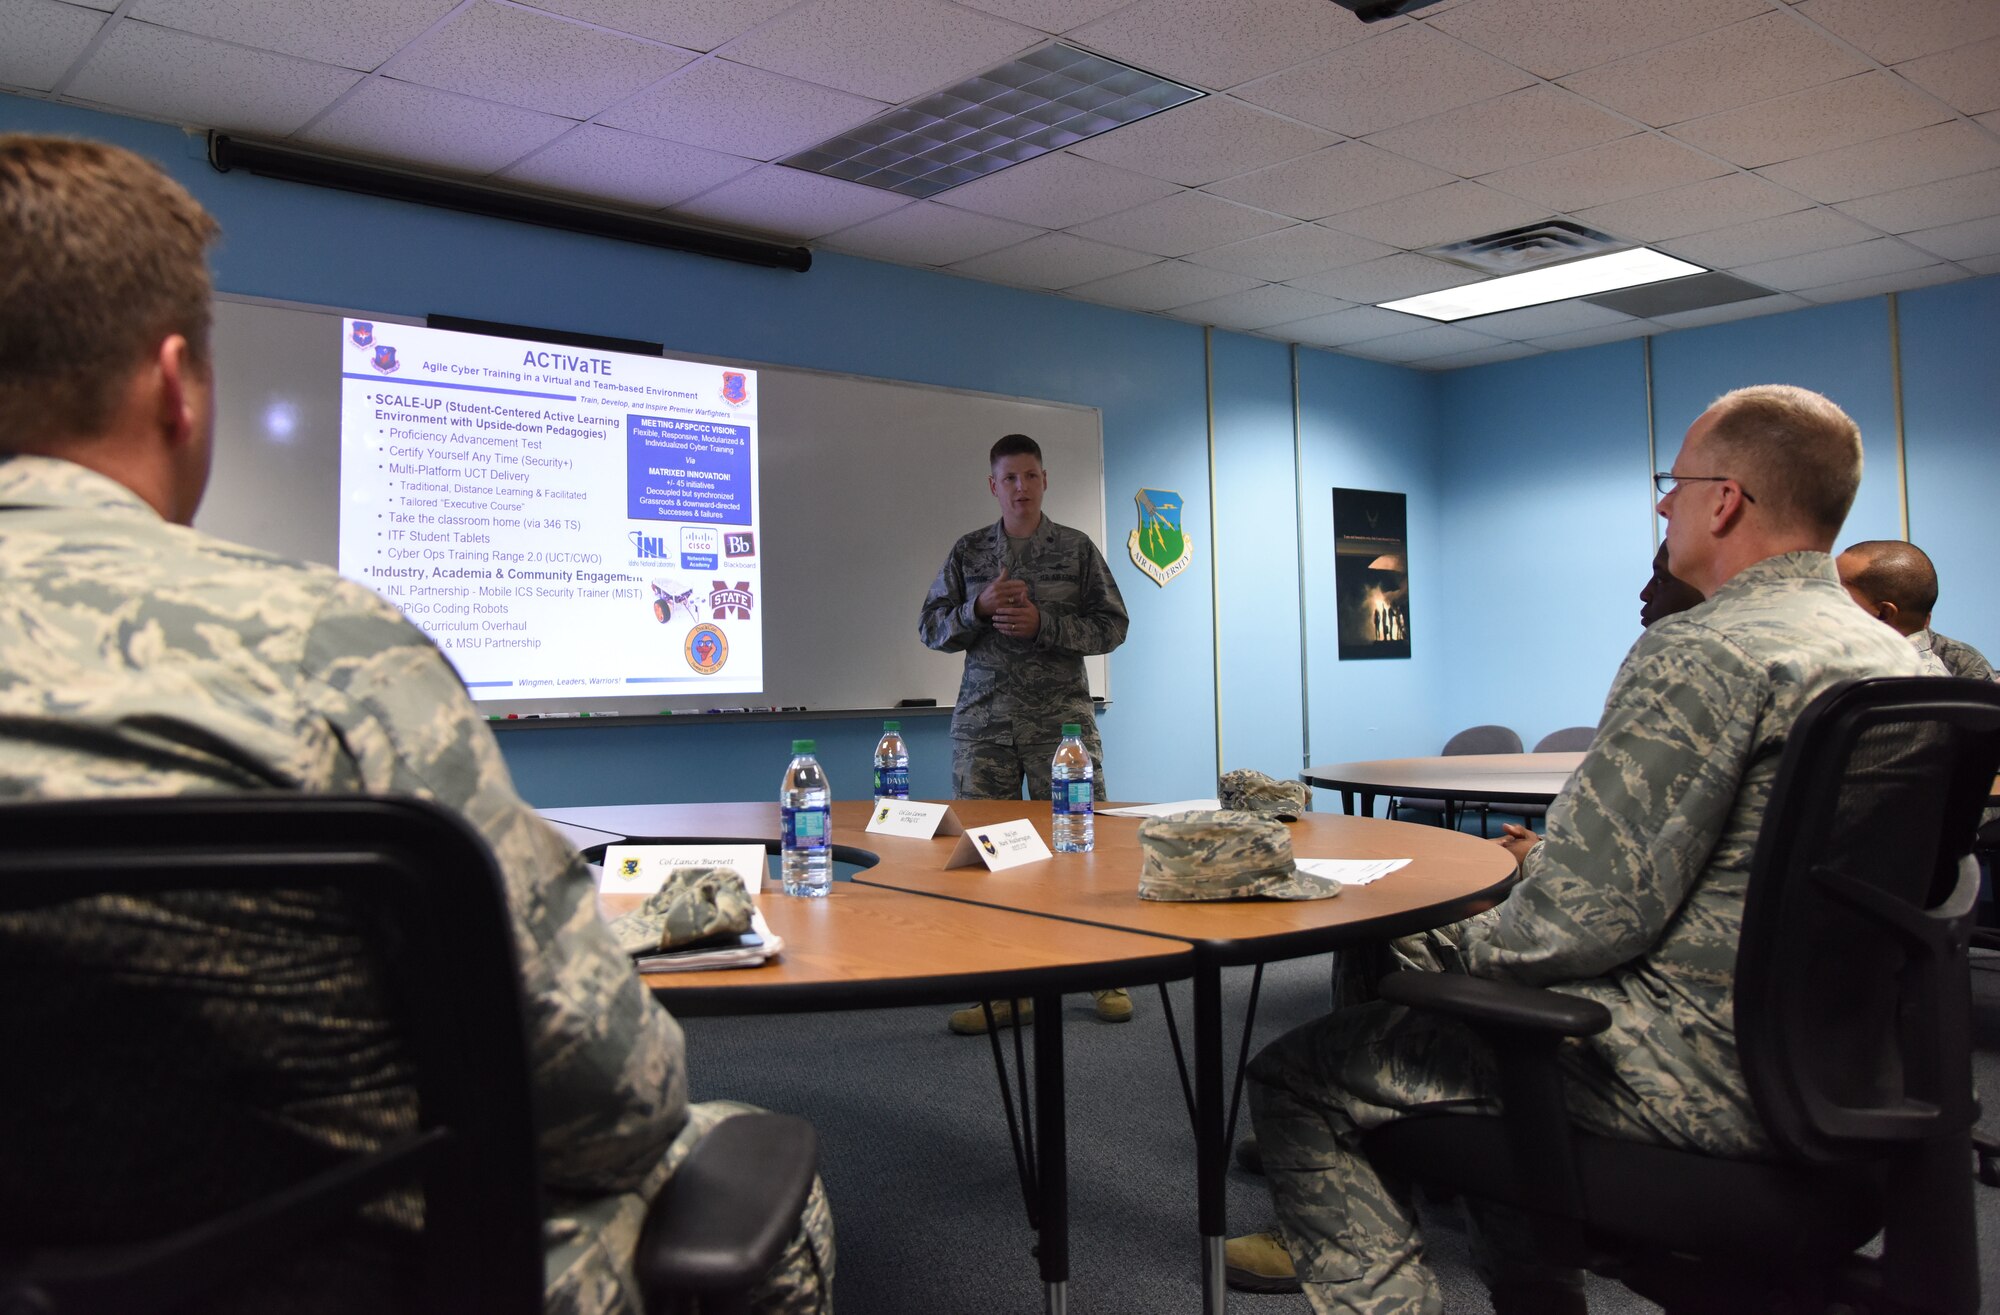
{"left": 1533, "top": 726, "right": 1596, "bottom": 752}
{"left": 1735, "top": 677, "right": 2000, "bottom": 1165}
{"left": 1442, "top": 724, "right": 1523, "bottom": 755}
{"left": 0, "top": 795, "right": 545, "bottom": 1315}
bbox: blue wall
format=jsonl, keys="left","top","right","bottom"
{"left": 8, "top": 91, "right": 1996, "bottom": 810}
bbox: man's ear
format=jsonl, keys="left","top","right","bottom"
{"left": 153, "top": 334, "right": 197, "bottom": 450}
{"left": 1873, "top": 598, "right": 1899, "bottom": 625}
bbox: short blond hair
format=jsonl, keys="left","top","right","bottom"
{"left": 1702, "top": 385, "right": 1862, "bottom": 536}
{"left": 0, "top": 135, "right": 220, "bottom": 445}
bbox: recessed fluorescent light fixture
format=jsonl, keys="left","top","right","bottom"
{"left": 780, "top": 43, "right": 1202, "bottom": 199}
{"left": 1380, "top": 248, "right": 1709, "bottom": 322}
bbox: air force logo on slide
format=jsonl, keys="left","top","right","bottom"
{"left": 721, "top": 371, "right": 749, "bottom": 407}
{"left": 370, "top": 344, "right": 400, "bottom": 374}
{"left": 350, "top": 321, "right": 374, "bottom": 348}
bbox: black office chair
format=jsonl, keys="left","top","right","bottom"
{"left": 0, "top": 794, "right": 815, "bottom": 1315}
{"left": 1362, "top": 677, "right": 1999, "bottom": 1315}
{"left": 1393, "top": 723, "right": 1523, "bottom": 835}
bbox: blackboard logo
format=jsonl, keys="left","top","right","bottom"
{"left": 724, "top": 531, "right": 756, "bottom": 559}
{"left": 685, "top": 623, "right": 729, "bottom": 675}
{"left": 709, "top": 581, "right": 754, "bottom": 620}
{"left": 350, "top": 321, "right": 374, "bottom": 348}
{"left": 370, "top": 344, "right": 400, "bottom": 374}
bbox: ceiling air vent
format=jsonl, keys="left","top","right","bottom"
{"left": 1424, "top": 221, "right": 1626, "bottom": 276}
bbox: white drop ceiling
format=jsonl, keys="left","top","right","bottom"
{"left": 4, "top": 0, "right": 1996, "bottom": 369}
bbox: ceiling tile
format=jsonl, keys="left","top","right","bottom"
{"left": 818, "top": 200, "right": 1039, "bottom": 265}
{"left": 1069, "top": 95, "right": 1337, "bottom": 187}
{"left": 301, "top": 76, "right": 571, "bottom": 175}
{"left": 1414, "top": 340, "right": 1550, "bottom": 370}
{"left": 1279, "top": 303, "right": 1434, "bottom": 345}
{"left": 1660, "top": 206, "right": 1875, "bottom": 267}
{"left": 1478, "top": 133, "right": 1731, "bottom": 213}
{"left": 1066, "top": 189, "right": 1289, "bottom": 257}
{"left": 952, "top": 0, "right": 1132, "bottom": 35}
{"left": 387, "top": 1, "right": 694, "bottom": 120}
{"left": 934, "top": 150, "right": 1180, "bottom": 228}
{"left": 1756, "top": 121, "right": 2000, "bottom": 203}
{"left": 1319, "top": 180, "right": 1550, "bottom": 249}
{"left": 1729, "top": 235, "right": 1939, "bottom": 289}
{"left": 1341, "top": 323, "right": 1506, "bottom": 361}
{"left": 1793, "top": 0, "right": 2000, "bottom": 65}
{"left": 1174, "top": 283, "right": 1352, "bottom": 330}
{"left": 1235, "top": 23, "right": 1533, "bottom": 138}
{"left": 0, "top": 0, "right": 106, "bottom": 92}
{"left": 1648, "top": 290, "right": 1808, "bottom": 328}
{"left": 1792, "top": 262, "right": 1966, "bottom": 303}
{"left": 1982, "top": 109, "right": 2000, "bottom": 135}
{"left": 1286, "top": 251, "right": 1482, "bottom": 302}
{"left": 1893, "top": 37, "right": 2000, "bottom": 116}
{"left": 500, "top": 124, "right": 755, "bottom": 208}
{"left": 1559, "top": 11, "right": 1867, "bottom": 128}
{"left": 1901, "top": 213, "right": 2000, "bottom": 262}
{"left": 1961, "top": 254, "right": 2000, "bottom": 276}
{"left": 1836, "top": 168, "right": 2000, "bottom": 233}
{"left": 720, "top": 0, "right": 1038, "bottom": 104}
{"left": 1575, "top": 173, "right": 1811, "bottom": 241}
{"left": 1427, "top": 0, "right": 1770, "bottom": 80}
{"left": 1183, "top": 222, "right": 1395, "bottom": 280}
{"left": 1066, "top": 0, "right": 1387, "bottom": 93}
{"left": 128, "top": 0, "right": 457, "bottom": 70}
{"left": 950, "top": 230, "right": 1159, "bottom": 287}
{"left": 1203, "top": 141, "right": 1452, "bottom": 221}
{"left": 597, "top": 58, "right": 887, "bottom": 161}
{"left": 1063, "top": 259, "right": 1262, "bottom": 311}
{"left": 1363, "top": 85, "right": 1634, "bottom": 178}
{"left": 666, "top": 163, "right": 909, "bottom": 238}
{"left": 1454, "top": 300, "right": 1637, "bottom": 339}
{"left": 1667, "top": 72, "right": 1951, "bottom": 168}
{"left": 519, "top": 0, "right": 801, "bottom": 53}
{"left": 1531, "top": 319, "right": 1664, "bottom": 350}
{"left": 68, "top": 20, "right": 361, "bottom": 137}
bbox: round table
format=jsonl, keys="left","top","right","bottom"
{"left": 1303, "top": 751, "right": 1586, "bottom": 819}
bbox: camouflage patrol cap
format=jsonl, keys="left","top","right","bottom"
{"left": 1218, "top": 769, "right": 1309, "bottom": 821}
{"left": 1138, "top": 810, "right": 1341, "bottom": 902}
{"left": 607, "top": 866, "right": 755, "bottom": 956}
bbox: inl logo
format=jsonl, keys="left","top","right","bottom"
{"left": 629, "top": 531, "right": 669, "bottom": 559}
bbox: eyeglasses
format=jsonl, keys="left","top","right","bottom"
{"left": 1653, "top": 472, "right": 1755, "bottom": 503}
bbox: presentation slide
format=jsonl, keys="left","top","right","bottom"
{"left": 336, "top": 320, "right": 763, "bottom": 701}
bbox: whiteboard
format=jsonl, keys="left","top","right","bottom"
{"left": 197, "top": 294, "right": 1109, "bottom": 716}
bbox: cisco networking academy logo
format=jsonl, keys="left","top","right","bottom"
{"left": 721, "top": 371, "right": 749, "bottom": 408}
{"left": 1129, "top": 488, "right": 1190, "bottom": 586}
{"left": 685, "top": 624, "right": 729, "bottom": 675}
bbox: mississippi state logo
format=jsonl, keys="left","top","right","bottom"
{"left": 721, "top": 371, "right": 749, "bottom": 407}
{"left": 350, "top": 321, "right": 374, "bottom": 348}
{"left": 709, "top": 580, "right": 754, "bottom": 620}
{"left": 684, "top": 623, "right": 728, "bottom": 674}
{"left": 370, "top": 344, "right": 400, "bottom": 374}
{"left": 1128, "top": 487, "right": 1191, "bottom": 587}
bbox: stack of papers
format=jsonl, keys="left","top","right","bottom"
{"left": 635, "top": 909, "right": 783, "bottom": 973}
{"left": 1097, "top": 799, "right": 1222, "bottom": 818}
{"left": 1295, "top": 858, "right": 1410, "bottom": 887}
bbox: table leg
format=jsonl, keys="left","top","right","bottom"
{"left": 1194, "top": 964, "right": 1226, "bottom": 1315}
{"left": 1034, "top": 991, "right": 1068, "bottom": 1315}
{"left": 1360, "top": 790, "right": 1378, "bottom": 819}
{"left": 1338, "top": 788, "right": 1355, "bottom": 817}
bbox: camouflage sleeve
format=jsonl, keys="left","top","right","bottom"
{"left": 295, "top": 579, "right": 686, "bottom": 1195}
{"left": 919, "top": 538, "right": 983, "bottom": 654}
{"left": 1461, "top": 632, "right": 1764, "bottom": 984}
{"left": 1035, "top": 536, "right": 1129, "bottom": 657}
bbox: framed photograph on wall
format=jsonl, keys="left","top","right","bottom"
{"left": 1332, "top": 487, "right": 1410, "bottom": 660}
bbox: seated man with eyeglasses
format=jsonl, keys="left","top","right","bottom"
{"left": 1227, "top": 385, "right": 1921, "bottom": 1314}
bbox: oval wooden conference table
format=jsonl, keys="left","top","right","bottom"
{"left": 543, "top": 799, "right": 1516, "bottom": 1315}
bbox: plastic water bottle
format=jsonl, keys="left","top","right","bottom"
{"left": 873, "top": 721, "right": 910, "bottom": 800}
{"left": 1050, "top": 724, "right": 1094, "bottom": 853}
{"left": 780, "top": 739, "right": 832, "bottom": 897}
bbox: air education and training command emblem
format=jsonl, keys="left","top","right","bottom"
{"left": 1129, "top": 488, "right": 1191, "bottom": 587}
{"left": 684, "top": 623, "right": 729, "bottom": 675}
{"left": 350, "top": 321, "right": 374, "bottom": 348}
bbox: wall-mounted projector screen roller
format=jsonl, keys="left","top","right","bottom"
{"left": 197, "top": 295, "right": 1109, "bottom": 718}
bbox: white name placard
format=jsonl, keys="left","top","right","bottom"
{"left": 944, "top": 819, "right": 1052, "bottom": 872}
{"left": 600, "top": 843, "right": 769, "bottom": 895}
{"left": 865, "top": 799, "right": 965, "bottom": 839}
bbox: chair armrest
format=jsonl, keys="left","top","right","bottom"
{"left": 1377, "top": 971, "right": 1610, "bottom": 1039}
{"left": 635, "top": 1113, "right": 817, "bottom": 1302}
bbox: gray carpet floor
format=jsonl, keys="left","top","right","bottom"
{"left": 682, "top": 942, "right": 2000, "bottom": 1314}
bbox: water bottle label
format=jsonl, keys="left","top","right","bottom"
{"left": 782, "top": 806, "right": 829, "bottom": 850}
{"left": 1068, "top": 781, "right": 1093, "bottom": 812}
{"left": 874, "top": 766, "right": 909, "bottom": 798}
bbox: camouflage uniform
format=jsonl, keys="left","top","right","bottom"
{"left": 1925, "top": 628, "right": 1995, "bottom": 681}
{"left": 0, "top": 456, "right": 832, "bottom": 1315}
{"left": 920, "top": 516, "right": 1127, "bottom": 800}
{"left": 1249, "top": 552, "right": 1921, "bottom": 1315}
{"left": 1909, "top": 628, "right": 1952, "bottom": 677}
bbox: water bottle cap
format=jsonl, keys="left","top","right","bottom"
{"left": 1061, "top": 723, "right": 1081, "bottom": 736}
{"left": 883, "top": 721, "right": 900, "bottom": 732}
{"left": 792, "top": 739, "right": 815, "bottom": 753}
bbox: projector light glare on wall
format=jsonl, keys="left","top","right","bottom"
{"left": 1380, "top": 248, "right": 1710, "bottom": 322}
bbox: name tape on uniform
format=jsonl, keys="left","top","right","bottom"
{"left": 865, "top": 799, "right": 965, "bottom": 839}
{"left": 601, "top": 843, "right": 769, "bottom": 895}
{"left": 944, "top": 819, "right": 1052, "bottom": 872}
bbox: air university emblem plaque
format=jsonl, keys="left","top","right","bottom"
{"left": 1129, "top": 488, "right": 1191, "bottom": 586}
